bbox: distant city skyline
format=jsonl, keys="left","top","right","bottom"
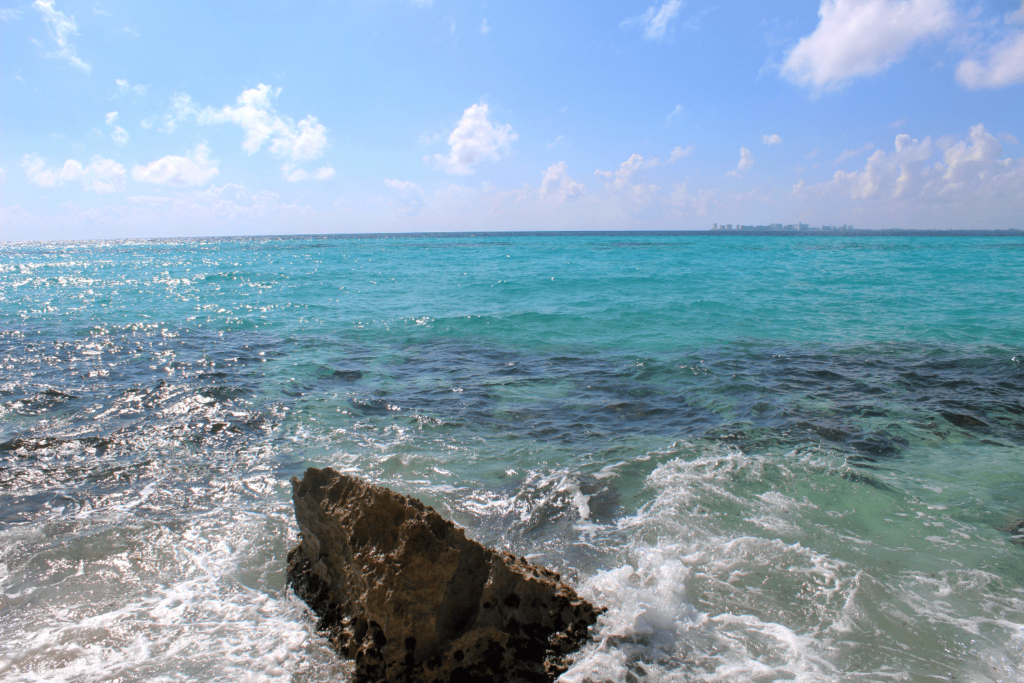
{"left": 1, "top": 0, "right": 1022, "bottom": 240}
{"left": 712, "top": 223, "right": 854, "bottom": 231}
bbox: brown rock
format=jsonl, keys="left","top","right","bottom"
{"left": 286, "top": 467, "right": 601, "bottom": 683}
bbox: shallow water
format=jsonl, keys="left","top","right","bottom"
{"left": 1, "top": 233, "right": 1023, "bottom": 682}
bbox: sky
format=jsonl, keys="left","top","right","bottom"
{"left": 1, "top": 0, "right": 1023, "bottom": 239}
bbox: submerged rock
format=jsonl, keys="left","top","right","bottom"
{"left": 286, "top": 467, "right": 601, "bottom": 683}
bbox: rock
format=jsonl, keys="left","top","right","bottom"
{"left": 286, "top": 467, "right": 601, "bottom": 683}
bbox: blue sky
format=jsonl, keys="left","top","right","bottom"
{"left": 1, "top": 0, "right": 1022, "bottom": 239}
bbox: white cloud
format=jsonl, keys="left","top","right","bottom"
{"left": 105, "top": 111, "right": 129, "bottom": 145}
{"left": 956, "top": 30, "right": 1024, "bottom": 89}
{"left": 835, "top": 143, "right": 875, "bottom": 164}
{"left": 116, "top": 79, "right": 148, "bottom": 96}
{"left": 666, "top": 104, "right": 683, "bottom": 122}
{"left": 199, "top": 84, "right": 329, "bottom": 161}
{"left": 799, "top": 124, "right": 1023, "bottom": 201}
{"left": 383, "top": 178, "right": 426, "bottom": 215}
{"left": 23, "top": 153, "right": 126, "bottom": 192}
{"left": 162, "top": 93, "right": 197, "bottom": 133}
{"left": 131, "top": 144, "right": 219, "bottom": 187}
{"left": 282, "top": 164, "right": 335, "bottom": 182}
{"left": 727, "top": 147, "right": 754, "bottom": 176}
{"left": 539, "top": 162, "right": 585, "bottom": 202}
{"left": 23, "top": 155, "right": 57, "bottom": 187}
{"left": 0, "top": 8, "right": 23, "bottom": 20}
{"left": 384, "top": 179, "right": 424, "bottom": 193}
{"left": 33, "top": 0, "right": 90, "bottom": 72}
{"left": 627, "top": 0, "right": 683, "bottom": 41}
{"left": 410, "top": 0, "right": 433, "bottom": 6}
{"left": 0, "top": 167, "right": 5, "bottom": 183}
{"left": 781, "top": 0, "right": 954, "bottom": 90}
{"left": 595, "top": 147, "right": 690, "bottom": 188}
{"left": 547, "top": 135, "right": 565, "bottom": 150}
{"left": 763, "top": 134, "right": 783, "bottom": 145}
{"left": 480, "top": 18, "right": 490, "bottom": 35}
{"left": 670, "top": 145, "right": 694, "bottom": 161}
{"left": 432, "top": 102, "right": 516, "bottom": 175}
{"left": 595, "top": 154, "right": 661, "bottom": 209}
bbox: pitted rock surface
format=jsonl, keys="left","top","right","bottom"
{"left": 286, "top": 467, "right": 601, "bottom": 683}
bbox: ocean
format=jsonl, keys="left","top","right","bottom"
{"left": 1, "top": 232, "right": 1022, "bottom": 682}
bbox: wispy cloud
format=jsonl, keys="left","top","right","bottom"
{"left": 666, "top": 104, "right": 684, "bottom": 123}
{"left": 116, "top": 79, "right": 148, "bottom": 96}
{"left": 625, "top": 0, "right": 683, "bottom": 41}
{"left": 33, "top": 0, "right": 90, "bottom": 72}
{"left": 835, "top": 143, "right": 875, "bottom": 164}
{"left": 282, "top": 164, "right": 335, "bottom": 182}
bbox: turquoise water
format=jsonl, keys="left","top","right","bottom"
{"left": 1, "top": 233, "right": 1023, "bottom": 682}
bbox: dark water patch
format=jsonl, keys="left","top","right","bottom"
{"left": 840, "top": 468, "right": 899, "bottom": 492}
{"left": 331, "top": 369, "right": 363, "bottom": 381}
{"left": 940, "top": 412, "right": 988, "bottom": 429}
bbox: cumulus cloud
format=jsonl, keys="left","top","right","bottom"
{"left": 199, "top": 84, "right": 329, "bottom": 161}
{"left": 626, "top": 0, "right": 683, "bottom": 41}
{"left": 23, "top": 153, "right": 126, "bottom": 192}
{"left": 282, "top": 164, "right": 335, "bottom": 182}
{"left": 781, "top": 0, "right": 954, "bottom": 90}
{"left": 670, "top": 145, "right": 694, "bottom": 161}
{"left": 763, "top": 134, "right": 782, "bottom": 145}
{"left": 131, "top": 144, "right": 219, "bottom": 187}
{"left": 539, "top": 162, "right": 585, "bottom": 202}
{"left": 595, "top": 154, "right": 661, "bottom": 208}
{"left": 798, "top": 124, "right": 1023, "bottom": 201}
{"left": 432, "top": 103, "right": 516, "bottom": 175}
{"left": 956, "top": 30, "right": 1024, "bottom": 89}
{"left": 727, "top": 147, "right": 754, "bottom": 176}
{"left": 33, "top": 0, "right": 90, "bottom": 72}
